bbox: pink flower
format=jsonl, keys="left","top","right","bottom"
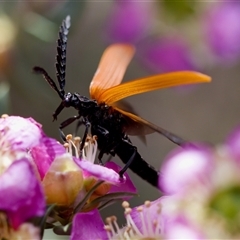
{"left": 138, "top": 37, "right": 196, "bottom": 73}
{"left": 0, "top": 115, "right": 45, "bottom": 151}
{"left": 0, "top": 115, "right": 48, "bottom": 238}
{"left": 159, "top": 144, "right": 213, "bottom": 195}
{"left": 104, "top": 1, "right": 155, "bottom": 44}
{"left": 204, "top": 2, "right": 240, "bottom": 61}
{"left": 163, "top": 215, "right": 205, "bottom": 239}
{"left": 0, "top": 159, "right": 45, "bottom": 229}
{"left": 30, "top": 133, "right": 137, "bottom": 236}
{"left": 226, "top": 125, "right": 240, "bottom": 165}
{"left": 104, "top": 1, "right": 196, "bottom": 73}
{"left": 158, "top": 126, "right": 240, "bottom": 238}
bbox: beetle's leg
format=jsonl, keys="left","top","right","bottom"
{"left": 79, "top": 118, "right": 91, "bottom": 156}
{"left": 59, "top": 115, "right": 81, "bottom": 141}
{"left": 118, "top": 136, "right": 137, "bottom": 177}
{"left": 118, "top": 146, "right": 137, "bottom": 177}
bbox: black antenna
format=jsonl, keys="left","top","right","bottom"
{"left": 56, "top": 15, "right": 71, "bottom": 96}
{"left": 33, "top": 66, "right": 64, "bottom": 99}
{"left": 33, "top": 16, "right": 71, "bottom": 100}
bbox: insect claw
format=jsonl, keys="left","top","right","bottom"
{"left": 59, "top": 129, "right": 67, "bottom": 142}
{"left": 118, "top": 172, "right": 124, "bottom": 179}
{"left": 52, "top": 114, "right": 57, "bottom": 122}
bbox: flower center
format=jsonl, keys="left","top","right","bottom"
{"left": 104, "top": 201, "right": 163, "bottom": 240}
{"left": 64, "top": 134, "right": 98, "bottom": 163}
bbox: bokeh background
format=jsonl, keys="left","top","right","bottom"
{"left": 1, "top": 1, "right": 240, "bottom": 238}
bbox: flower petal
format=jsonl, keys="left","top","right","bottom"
{"left": 0, "top": 159, "right": 45, "bottom": 229}
{"left": 138, "top": 37, "right": 196, "bottom": 73}
{"left": 130, "top": 198, "right": 163, "bottom": 233}
{"left": 8, "top": 223, "right": 41, "bottom": 240}
{"left": 71, "top": 209, "right": 108, "bottom": 240}
{"left": 226, "top": 125, "right": 240, "bottom": 165}
{"left": 204, "top": 2, "right": 240, "bottom": 61}
{"left": 159, "top": 145, "right": 213, "bottom": 195}
{"left": 0, "top": 116, "right": 44, "bottom": 151}
{"left": 74, "top": 158, "right": 125, "bottom": 185}
{"left": 104, "top": 1, "right": 155, "bottom": 43}
{"left": 164, "top": 215, "right": 205, "bottom": 239}
{"left": 31, "top": 137, "right": 66, "bottom": 180}
{"left": 106, "top": 161, "right": 137, "bottom": 195}
{"left": 42, "top": 153, "right": 83, "bottom": 206}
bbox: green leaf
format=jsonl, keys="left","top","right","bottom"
{"left": 161, "top": 0, "right": 197, "bottom": 21}
{"left": 210, "top": 186, "right": 240, "bottom": 233}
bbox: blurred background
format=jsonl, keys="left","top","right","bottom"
{"left": 1, "top": 1, "right": 240, "bottom": 237}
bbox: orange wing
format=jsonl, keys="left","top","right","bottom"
{"left": 90, "top": 44, "right": 135, "bottom": 100}
{"left": 115, "top": 107, "right": 186, "bottom": 145}
{"left": 98, "top": 72, "right": 211, "bottom": 105}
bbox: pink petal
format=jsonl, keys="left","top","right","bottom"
{"left": 106, "top": 161, "right": 137, "bottom": 195}
{"left": 159, "top": 145, "right": 213, "bottom": 195}
{"left": 164, "top": 215, "right": 205, "bottom": 239}
{"left": 104, "top": 1, "right": 155, "bottom": 43}
{"left": 74, "top": 158, "right": 125, "bottom": 185}
{"left": 0, "top": 159, "right": 45, "bottom": 229}
{"left": 71, "top": 209, "right": 107, "bottom": 240}
{"left": 0, "top": 116, "right": 45, "bottom": 151}
{"left": 130, "top": 198, "right": 162, "bottom": 232}
{"left": 226, "top": 125, "right": 240, "bottom": 165}
{"left": 31, "top": 137, "right": 66, "bottom": 180}
{"left": 138, "top": 37, "right": 196, "bottom": 73}
{"left": 204, "top": 2, "right": 240, "bottom": 61}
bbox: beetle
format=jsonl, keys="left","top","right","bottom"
{"left": 33, "top": 16, "right": 211, "bottom": 187}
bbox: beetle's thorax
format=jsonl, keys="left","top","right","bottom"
{"left": 62, "top": 92, "right": 98, "bottom": 116}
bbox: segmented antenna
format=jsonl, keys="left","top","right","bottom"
{"left": 56, "top": 15, "right": 71, "bottom": 96}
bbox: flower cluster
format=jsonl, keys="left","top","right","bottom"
{"left": 157, "top": 127, "right": 240, "bottom": 239}
{"left": 2, "top": 114, "right": 240, "bottom": 239}
{"left": 104, "top": 1, "right": 240, "bottom": 73}
{"left": 0, "top": 115, "right": 46, "bottom": 239}
{"left": 0, "top": 115, "right": 136, "bottom": 239}
{"left": 93, "top": 127, "right": 240, "bottom": 239}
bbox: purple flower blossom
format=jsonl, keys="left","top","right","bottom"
{"left": 204, "top": 2, "right": 240, "bottom": 61}
{"left": 90, "top": 198, "right": 205, "bottom": 239}
{"left": 159, "top": 144, "right": 213, "bottom": 195}
{"left": 104, "top": 1, "right": 196, "bottom": 73}
{"left": 0, "top": 158, "right": 45, "bottom": 229}
{"left": 158, "top": 127, "right": 240, "bottom": 238}
{"left": 104, "top": 2, "right": 240, "bottom": 73}
{"left": 104, "top": 1, "right": 155, "bottom": 44}
{"left": 226, "top": 125, "right": 240, "bottom": 165}
{"left": 138, "top": 37, "right": 196, "bottom": 73}
{"left": 0, "top": 115, "right": 137, "bottom": 237}
{"left": 164, "top": 215, "right": 205, "bottom": 239}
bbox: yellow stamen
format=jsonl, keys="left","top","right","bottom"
{"left": 1, "top": 114, "right": 8, "bottom": 118}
